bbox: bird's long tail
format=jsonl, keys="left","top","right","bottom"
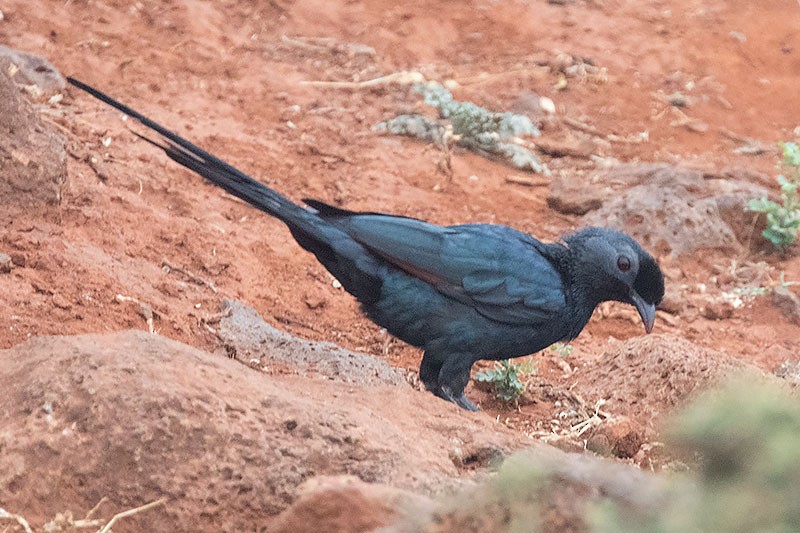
{"left": 67, "top": 77, "right": 384, "bottom": 304}
{"left": 66, "top": 77, "right": 309, "bottom": 225}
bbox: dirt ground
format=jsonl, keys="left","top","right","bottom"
{"left": 1, "top": 0, "right": 800, "bottom": 529}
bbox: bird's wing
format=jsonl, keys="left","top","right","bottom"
{"left": 307, "top": 202, "right": 566, "bottom": 325}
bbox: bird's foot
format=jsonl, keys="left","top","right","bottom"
{"left": 454, "top": 394, "right": 480, "bottom": 412}
{"left": 440, "top": 386, "right": 480, "bottom": 411}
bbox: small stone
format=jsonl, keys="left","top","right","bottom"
{"left": 587, "top": 416, "right": 644, "bottom": 459}
{"left": 658, "top": 292, "right": 684, "bottom": 315}
{"left": 539, "top": 96, "right": 556, "bottom": 114}
{"left": 775, "top": 360, "right": 800, "bottom": 384}
{"left": 0, "top": 252, "right": 12, "bottom": 273}
{"left": 52, "top": 293, "right": 72, "bottom": 310}
{"left": 771, "top": 286, "right": 800, "bottom": 325}
{"left": 702, "top": 300, "right": 734, "bottom": 320}
{"left": 586, "top": 432, "right": 612, "bottom": 456}
{"left": 536, "top": 135, "right": 596, "bottom": 158}
{"left": 304, "top": 296, "right": 327, "bottom": 310}
{"left": 10, "top": 252, "right": 26, "bottom": 267}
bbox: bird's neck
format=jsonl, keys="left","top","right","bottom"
{"left": 563, "top": 257, "right": 607, "bottom": 340}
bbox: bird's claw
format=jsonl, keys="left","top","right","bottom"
{"left": 454, "top": 394, "right": 480, "bottom": 412}
{"left": 440, "top": 386, "right": 480, "bottom": 411}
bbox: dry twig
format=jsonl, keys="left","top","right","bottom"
{"left": 300, "top": 70, "right": 425, "bottom": 89}
{"left": 563, "top": 117, "right": 602, "bottom": 137}
{"left": 505, "top": 174, "right": 550, "bottom": 187}
{"left": 162, "top": 260, "right": 218, "bottom": 294}
{"left": 115, "top": 294, "right": 156, "bottom": 333}
{"left": 97, "top": 498, "right": 167, "bottom": 533}
{"left": 0, "top": 508, "right": 33, "bottom": 533}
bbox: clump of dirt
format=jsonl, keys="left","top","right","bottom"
{"left": 0, "top": 330, "right": 532, "bottom": 531}
{"left": 0, "top": 68, "right": 66, "bottom": 215}
{"left": 573, "top": 334, "right": 755, "bottom": 434}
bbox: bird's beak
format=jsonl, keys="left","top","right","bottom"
{"left": 630, "top": 292, "right": 656, "bottom": 334}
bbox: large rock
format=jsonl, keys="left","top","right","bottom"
{"left": 548, "top": 164, "right": 770, "bottom": 256}
{"left": 216, "top": 299, "right": 405, "bottom": 386}
{"left": 271, "top": 475, "right": 432, "bottom": 533}
{"left": 0, "top": 45, "right": 66, "bottom": 96}
{"left": 0, "top": 330, "right": 530, "bottom": 531}
{"left": 0, "top": 68, "right": 66, "bottom": 216}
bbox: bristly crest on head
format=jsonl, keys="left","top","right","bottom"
{"left": 634, "top": 253, "right": 664, "bottom": 306}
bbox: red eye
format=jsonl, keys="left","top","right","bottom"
{"left": 617, "top": 256, "right": 631, "bottom": 272}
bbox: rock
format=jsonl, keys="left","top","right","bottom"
{"left": 547, "top": 171, "right": 603, "bottom": 215}
{"left": 583, "top": 167, "right": 734, "bottom": 257}
{"left": 0, "top": 330, "right": 532, "bottom": 531}
{"left": 548, "top": 163, "right": 771, "bottom": 256}
{"left": 304, "top": 295, "right": 327, "bottom": 310}
{"left": 587, "top": 416, "right": 644, "bottom": 459}
{"left": 272, "top": 475, "right": 432, "bottom": 533}
{"left": 0, "top": 68, "right": 66, "bottom": 217}
{"left": 0, "top": 253, "right": 12, "bottom": 273}
{"left": 770, "top": 286, "right": 800, "bottom": 325}
{"left": 9, "top": 252, "right": 26, "bottom": 267}
{"left": 547, "top": 163, "right": 667, "bottom": 216}
{"left": 0, "top": 45, "right": 66, "bottom": 95}
{"left": 658, "top": 291, "right": 685, "bottom": 315}
{"left": 702, "top": 300, "right": 735, "bottom": 320}
{"left": 216, "top": 299, "right": 404, "bottom": 386}
{"left": 535, "top": 135, "right": 596, "bottom": 159}
{"left": 51, "top": 293, "right": 72, "bottom": 310}
{"left": 775, "top": 360, "right": 800, "bottom": 384}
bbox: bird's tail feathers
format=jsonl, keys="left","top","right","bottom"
{"left": 67, "top": 77, "right": 386, "bottom": 304}
{"left": 66, "top": 77, "right": 305, "bottom": 225}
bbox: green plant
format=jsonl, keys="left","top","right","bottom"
{"left": 474, "top": 358, "right": 537, "bottom": 402}
{"left": 374, "top": 82, "right": 550, "bottom": 174}
{"left": 550, "top": 342, "right": 573, "bottom": 358}
{"left": 747, "top": 141, "right": 800, "bottom": 250}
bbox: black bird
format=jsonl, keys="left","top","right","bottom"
{"left": 67, "top": 77, "right": 664, "bottom": 411}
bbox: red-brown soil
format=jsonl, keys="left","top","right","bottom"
{"left": 1, "top": 0, "right": 799, "bottom": 529}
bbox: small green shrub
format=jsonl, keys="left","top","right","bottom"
{"left": 474, "top": 359, "right": 536, "bottom": 402}
{"left": 550, "top": 342, "right": 573, "bottom": 358}
{"left": 748, "top": 141, "right": 800, "bottom": 250}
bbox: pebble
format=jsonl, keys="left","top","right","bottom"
{"left": 52, "top": 294, "right": 73, "bottom": 310}
{"left": 702, "top": 300, "right": 734, "bottom": 320}
{"left": 657, "top": 292, "right": 684, "bottom": 315}
{"left": 0, "top": 252, "right": 12, "bottom": 273}
{"left": 304, "top": 296, "right": 327, "bottom": 310}
{"left": 771, "top": 286, "right": 800, "bottom": 325}
{"left": 10, "top": 252, "right": 27, "bottom": 267}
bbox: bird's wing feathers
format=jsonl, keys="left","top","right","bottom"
{"left": 317, "top": 210, "right": 566, "bottom": 325}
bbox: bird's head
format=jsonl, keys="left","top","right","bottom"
{"left": 563, "top": 227, "right": 664, "bottom": 333}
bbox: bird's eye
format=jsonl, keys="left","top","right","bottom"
{"left": 617, "top": 256, "right": 631, "bottom": 272}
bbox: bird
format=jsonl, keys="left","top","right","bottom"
{"left": 67, "top": 77, "right": 665, "bottom": 411}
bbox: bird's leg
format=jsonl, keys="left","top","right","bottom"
{"left": 419, "top": 350, "right": 446, "bottom": 396}
{"left": 438, "top": 355, "right": 479, "bottom": 412}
